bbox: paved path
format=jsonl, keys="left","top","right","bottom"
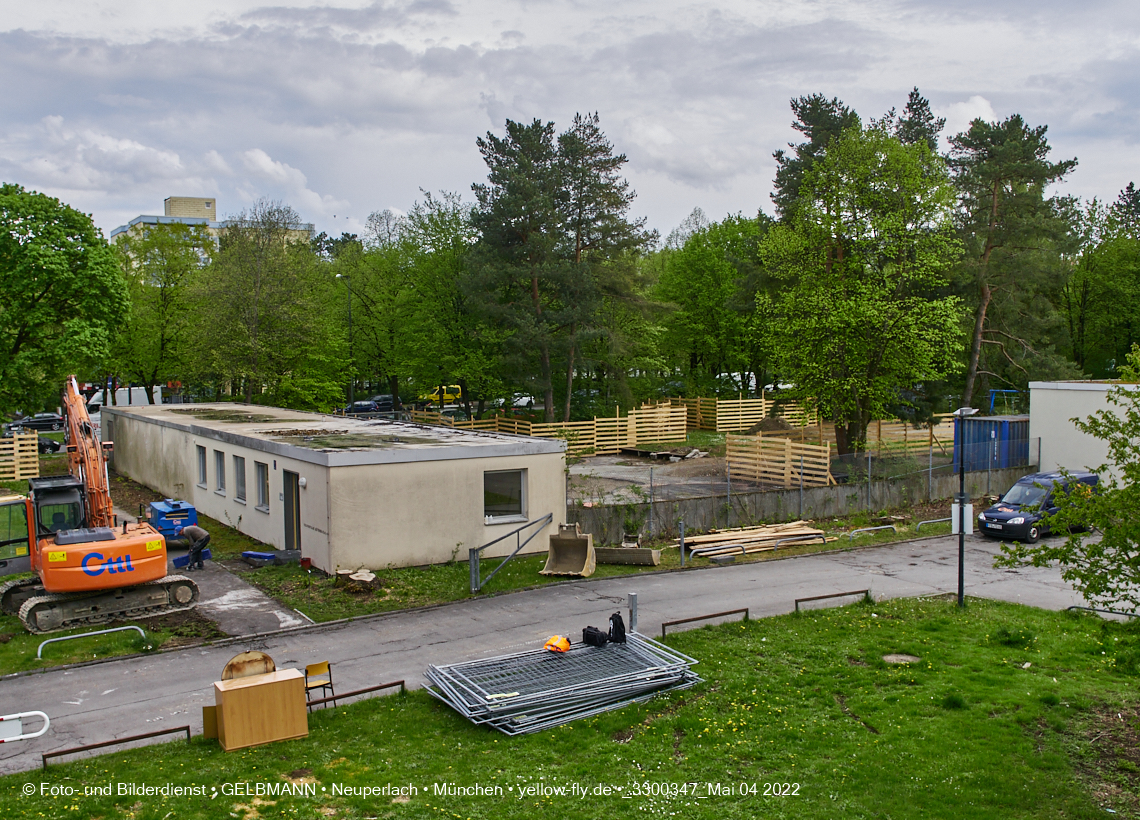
{"left": 0, "top": 532, "right": 1084, "bottom": 774}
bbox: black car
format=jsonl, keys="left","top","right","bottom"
{"left": 370, "top": 394, "right": 395, "bottom": 411}
{"left": 1, "top": 427, "right": 61, "bottom": 453}
{"left": 6, "top": 412, "right": 64, "bottom": 431}
{"left": 978, "top": 471, "right": 1099, "bottom": 542}
{"left": 345, "top": 400, "right": 380, "bottom": 415}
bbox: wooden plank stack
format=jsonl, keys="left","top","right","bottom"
{"left": 675, "top": 520, "right": 830, "bottom": 558}
{"left": 0, "top": 432, "right": 39, "bottom": 482}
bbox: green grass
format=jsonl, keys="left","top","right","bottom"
{"left": 2, "top": 598, "right": 1137, "bottom": 818}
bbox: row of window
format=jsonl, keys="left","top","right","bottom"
{"left": 197, "top": 446, "right": 269, "bottom": 512}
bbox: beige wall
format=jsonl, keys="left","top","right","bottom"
{"left": 104, "top": 410, "right": 333, "bottom": 569}
{"left": 1029, "top": 381, "right": 1135, "bottom": 481}
{"left": 327, "top": 453, "right": 565, "bottom": 571}
{"left": 165, "top": 196, "right": 216, "bottom": 219}
{"left": 104, "top": 409, "right": 565, "bottom": 572}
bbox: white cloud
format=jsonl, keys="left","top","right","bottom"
{"left": 0, "top": 0, "right": 1138, "bottom": 238}
{"left": 938, "top": 95, "right": 998, "bottom": 140}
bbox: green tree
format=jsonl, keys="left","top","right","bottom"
{"left": 1062, "top": 197, "right": 1140, "bottom": 377}
{"left": 948, "top": 115, "right": 1079, "bottom": 405}
{"left": 764, "top": 123, "right": 965, "bottom": 454}
{"left": 469, "top": 115, "right": 653, "bottom": 421}
{"left": 657, "top": 214, "right": 770, "bottom": 395}
{"left": 190, "top": 200, "right": 345, "bottom": 409}
{"left": 113, "top": 223, "right": 212, "bottom": 403}
{"left": 771, "top": 94, "right": 861, "bottom": 220}
{"left": 0, "top": 184, "right": 127, "bottom": 415}
{"left": 996, "top": 344, "right": 1140, "bottom": 612}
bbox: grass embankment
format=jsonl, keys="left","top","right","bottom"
{"left": 2, "top": 598, "right": 1138, "bottom": 818}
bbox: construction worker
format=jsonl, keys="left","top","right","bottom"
{"left": 175, "top": 524, "right": 210, "bottom": 571}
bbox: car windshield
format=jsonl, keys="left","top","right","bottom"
{"left": 1000, "top": 482, "right": 1049, "bottom": 507}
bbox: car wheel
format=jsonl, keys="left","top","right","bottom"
{"left": 51, "top": 422, "right": 61, "bottom": 430}
{"left": 1026, "top": 525, "right": 1040, "bottom": 543}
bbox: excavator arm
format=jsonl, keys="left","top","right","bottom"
{"left": 62, "top": 376, "right": 114, "bottom": 528}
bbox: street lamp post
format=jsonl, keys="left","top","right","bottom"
{"left": 953, "top": 406, "right": 979, "bottom": 607}
{"left": 335, "top": 273, "right": 353, "bottom": 406}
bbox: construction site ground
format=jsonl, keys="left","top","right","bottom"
{"left": 0, "top": 529, "right": 1094, "bottom": 775}
{"left": 569, "top": 453, "right": 742, "bottom": 504}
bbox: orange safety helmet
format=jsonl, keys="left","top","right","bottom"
{"left": 544, "top": 635, "right": 571, "bottom": 653}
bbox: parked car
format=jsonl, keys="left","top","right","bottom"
{"left": 369, "top": 394, "right": 396, "bottom": 411}
{"left": 1, "top": 427, "right": 60, "bottom": 453}
{"left": 344, "top": 400, "right": 381, "bottom": 415}
{"left": 441, "top": 408, "right": 468, "bottom": 422}
{"left": 978, "top": 471, "right": 1099, "bottom": 543}
{"left": 6, "top": 412, "right": 64, "bottom": 431}
{"left": 418, "top": 385, "right": 462, "bottom": 404}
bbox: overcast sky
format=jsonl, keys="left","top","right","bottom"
{"left": 2, "top": 0, "right": 1137, "bottom": 240}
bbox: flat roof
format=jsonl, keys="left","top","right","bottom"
{"left": 102, "top": 403, "right": 565, "bottom": 467}
{"left": 1029, "top": 380, "right": 1138, "bottom": 392}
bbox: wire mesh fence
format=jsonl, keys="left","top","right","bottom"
{"left": 425, "top": 633, "right": 702, "bottom": 735}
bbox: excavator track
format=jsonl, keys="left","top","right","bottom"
{"left": 0, "top": 576, "right": 42, "bottom": 616}
{"left": 17, "top": 575, "right": 200, "bottom": 634}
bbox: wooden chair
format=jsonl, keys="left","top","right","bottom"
{"left": 305, "top": 661, "right": 335, "bottom": 711}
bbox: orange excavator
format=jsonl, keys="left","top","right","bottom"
{"left": 0, "top": 377, "right": 198, "bottom": 633}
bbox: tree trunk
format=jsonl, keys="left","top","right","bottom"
{"left": 389, "top": 375, "right": 402, "bottom": 410}
{"left": 541, "top": 344, "right": 554, "bottom": 423}
{"left": 962, "top": 282, "right": 993, "bottom": 407}
{"left": 563, "top": 338, "right": 576, "bottom": 423}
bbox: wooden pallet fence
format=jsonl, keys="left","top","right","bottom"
{"left": 0, "top": 432, "right": 39, "bottom": 481}
{"left": 726, "top": 434, "right": 834, "bottom": 489}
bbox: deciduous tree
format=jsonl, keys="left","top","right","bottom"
{"left": 0, "top": 184, "right": 127, "bottom": 415}
{"left": 764, "top": 124, "right": 964, "bottom": 454}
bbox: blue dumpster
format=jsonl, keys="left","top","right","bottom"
{"left": 148, "top": 499, "right": 198, "bottom": 539}
{"left": 952, "top": 415, "right": 1030, "bottom": 472}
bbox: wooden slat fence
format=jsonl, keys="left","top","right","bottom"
{"left": 0, "top": 433, "right": 39, "bottom": 481}
{"left": 409, "top": 404, "right": 686, "bottom": 456}
{"left": 666, "top": 395, "right": 819, "bottom": 432}
{"left": 726, "top": 434, "right": 834, "bottom": 489}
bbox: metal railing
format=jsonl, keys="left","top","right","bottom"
{"left": 915, "top": 517, "right": 952, "bottom": 532}
{"left": 661, "top": 608, "right": 749, "bottom": 638}
{"left": 307, "top": 680, "right": 406, "bottom": 709}
{"left": 469, "top": 513, "right": 554, "bottom": 593}
{"left": 795, "top": 589, "right": 871, "bottom": 613}
{"left": 0, "top": 711, "right": 50, "bottom": 744}
{"left": 847, "top": 525, "right": 897, "bottom": 540}
{"left": 43, "top": 725, "right": 190, "bottom": 769}
{"left": 38, "top": 625, "right": 145, "bottom": 659}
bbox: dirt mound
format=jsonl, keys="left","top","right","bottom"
{"left": 746, "top": 416, "right": 793, "bottom": 434}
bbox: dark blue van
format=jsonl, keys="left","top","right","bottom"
{"left": 977, "top": 472, "right": 1099, "bottom": 542}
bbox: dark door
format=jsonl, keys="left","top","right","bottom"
{"left": 283, "top": 471, "right": 301, "bottom": 552}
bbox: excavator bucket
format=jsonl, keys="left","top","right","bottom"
{"left": 540, "top": 523, "right": 596, "bottom": 577}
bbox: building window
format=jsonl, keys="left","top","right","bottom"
{"left": 255, "top": 461, "right": 269, "bottom": 512}
{"left": 197, "top": 446, "right": 207, "bottom": 488}
{"left": 234, "top": 456, "right": 246, "bottom": 503}
{"left": 214, "top": 450, "right": 226, "bottom": 494}
{"left": 484, "top": 470, "right": 526, "bottom": 522}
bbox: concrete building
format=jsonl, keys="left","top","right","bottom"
{"left": 110, "top": 197, "right": 314, "bottom": 244}
{"left": 101, "top": 404, "right": 566, "bottom": 572}
{"left": 1029, "top": 380, "right": 1137, "bottom": 481}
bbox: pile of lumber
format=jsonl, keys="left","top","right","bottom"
{"left": 676, "top": 521, "right": 832, "bottom": 558}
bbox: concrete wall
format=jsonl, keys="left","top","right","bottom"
{"left": 104, "top": 409, "right": 566, "bottom": 572}
{"left": 1029, "top": 381, "right": 1135, "bottom": 481}
{"left": 104, "top": 409, "right": 334, "bottom": 568}
{"left": 568, "top": 465, "right": 1036, "bottom": 545}
{"left": 328, "top": 452, "right": 566, "bottom": 570}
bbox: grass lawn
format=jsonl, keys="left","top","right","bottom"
{"left": 2, "top": 598, "right": 1137, "bottom": 819}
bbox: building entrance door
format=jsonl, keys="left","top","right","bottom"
{"left": 283, "top": 470, "right": 301, "bottom": 552}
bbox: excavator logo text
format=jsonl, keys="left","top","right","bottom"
{"left": 81, "top": 552, "right": 135, "bottom": 577}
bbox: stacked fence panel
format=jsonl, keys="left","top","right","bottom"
{"left": 0, "top": 433, "right": 39, "bottom": 481}
{"left": 726, "top": 434, "right": 834, "bottom": 488}
{"left": 425, "top": 633, "right": 702, "bottom": 735}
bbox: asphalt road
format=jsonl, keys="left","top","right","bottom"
{"left": 0, "top": 531, "right": 1086, "bottom": 775}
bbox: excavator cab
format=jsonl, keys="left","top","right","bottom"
{"left": 0, "top": 493, "right": 32, "bottom": 576}
{"left": 29, "top": 475, "right": 85, "bottom": 535}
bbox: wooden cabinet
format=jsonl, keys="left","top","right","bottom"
{"left": 214, "top": 669, "right": 308, "bottom": 751}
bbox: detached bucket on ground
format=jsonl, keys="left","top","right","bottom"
{"left": 540, "top": 523, "right": 596, "bottom": 577}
